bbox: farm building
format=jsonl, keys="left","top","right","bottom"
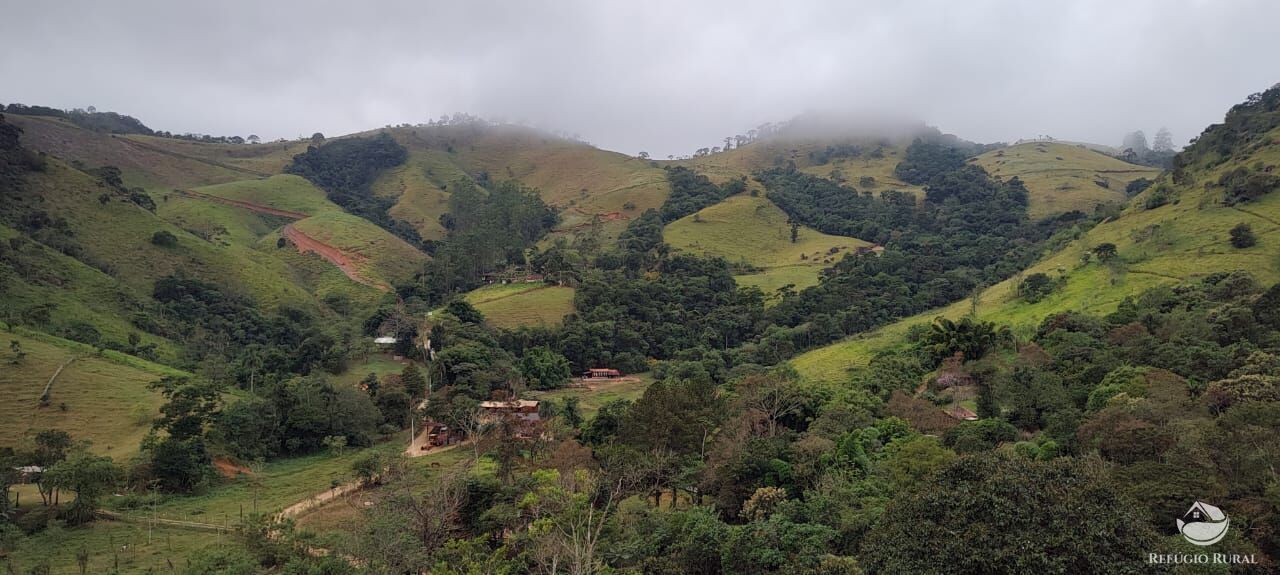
{"left": 479, "top": 399, "right": 543, "bottom": 439}
{"left": 944, "top": 405, "right": 979, "bottom": 421}
{"left": 479, "top": 399, "right": 541, "bottom": 423}
{"left": 583, "top": 368, "right": 622, "bottom": 379}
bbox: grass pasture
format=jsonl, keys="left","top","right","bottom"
{"left": 4, "top": 520, "right": 225, "bottom": 575}
{"left": 664, "top": 194, "right": 868, "bottom": 293}
{"left": 0, "top": 329, "right": 171, "bottom": 458}
{"left": 975, "top": 142, "right": 1159, "bottom": 218}
{"left": 463, "top": 283, "right": 577, "bottom": 329}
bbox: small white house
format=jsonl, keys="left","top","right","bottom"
{"left": 373, "top": 336, "right": 397, "bottom": 347}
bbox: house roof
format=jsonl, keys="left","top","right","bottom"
{"left": 944, "top": 405, "right": 978, "bottom": 420}
{"left": 479, "top": 400, "right": 540, "bottom": 409}
{"left": 373, "top": 336, "right": 397, "bottom": 344}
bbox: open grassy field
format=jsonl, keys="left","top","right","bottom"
{"left": 0, "top": 328, "right": 178, "bottom": 458}
{"left": 527, "top": 374, "right": 653, "bottom": 418}
{"left": 106, "top": 440, "right": 412, "bottom": 523}
{"left": 332, "top": 353, "right": 416, "bottom": 388}
{"left": 463, "top": 282, "right": 577, "bottom": 329}
{"left": 4, "top": 520, "right": 227, "bottom": 575}
{"left": 975, "top": 142, "right": 1159, "bottom": 218}
{"left": 664, "top": 194, "right": 868, "bottom": 293}
{"left": 791, "top": 129, "right": 1280, "bottom": 386}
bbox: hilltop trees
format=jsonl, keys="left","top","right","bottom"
{"left": 285, "top": 132, "right": 420, "bottom": 245}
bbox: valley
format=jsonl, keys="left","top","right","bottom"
{"left": 3, "top": 83, "right": 1280, "bottom": 574}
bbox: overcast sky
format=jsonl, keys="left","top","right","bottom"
{"left": 2, "top": 0, "right": 1277, "bottom": 156}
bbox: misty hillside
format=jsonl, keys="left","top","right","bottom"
{"left": 3, "top": 83, "right": 1280, "bottom": 574}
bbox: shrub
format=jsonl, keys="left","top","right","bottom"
{"left": 1229, "top": 222, "right": 1257, "bottom": 248}
{"left": 151, "top": 230, "right": 178, "bottom": 247}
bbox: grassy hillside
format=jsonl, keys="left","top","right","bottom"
{"left": 26, "top": 160, "right": 312, "bottom": 302}
{"left": 463, "top": 282, "right": 576, "bottom": 329}
{"left": 975, "top": 142, "right": 1159, "bottom": 218}
{"left": 793, "top": 126, "right": 1280, "bottom": 386}
{"left": 0, "top": 326, "right": 181, "bottom": 458}
{"left": 8, "top": 115, "right": 259, "bottom": 190}
{"left": 383, "top": 125, "right": 670, "bottom": 240}
{"left": 664, "top": 194, "right": 869, "bottom": 293}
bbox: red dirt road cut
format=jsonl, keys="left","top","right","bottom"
{"left": 283, "top": 225, "right": 390, "bottom": 291}
{"left": 174, "top": 189, "right": 390, "bottom": 291}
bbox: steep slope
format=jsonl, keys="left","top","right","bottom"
{"left": 793, "top": 93, "right": 1280, "bottom": 385}
{"left": 377, "top": 124, "right": 671, "bottom": 241}
{"left": 974, "top": 141, "right": 1158, "bottom": 218}
{"left": 0, "top": 324, "right": 182, "bottom": 457}
{"left": 8, "top": 114, "right": 260, "bottom": 190}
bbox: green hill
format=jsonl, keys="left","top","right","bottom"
{"left": 793, "top": 104, "right": 1280, "bottom": 386}
{"left": 379, "top": 124, "right": 671, "bottom": 242}
{"left": 974, "top": 141, "right": 1159, "bottom": 218}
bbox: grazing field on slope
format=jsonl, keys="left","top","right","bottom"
{"left": 8, "top": 115, "right": 252, "bottom": 190}
{"left": 176, "top": 175, "right": 428, "bottom": 288}
{"left": 793, "top": 134, "right": 1280, "bottom": 386}
{"left": 386, "top": 125, "right": 670, "bottom": 239}
{"left": 677, "top": 139, "right": 925, "bottom": 197}
{"left": 186, "top": 174, "right": 335, "bottom": 216}
{"left": 374, "top": 150, "right": 458, "bottom": 241}
{"left": 0, "top": 225, "right": 180, "bottom": 360}
{"left": 5, "top": 521, "right": 224, "bottom": 575}
{"left": 0, "top": 329, "right": 177, "bottom": 458}
{"left": 665, "top": 194, "right": 868, "bottom": 292}
{"left": 463, "top": 283, "right": 577, "bottom": 329}
{"left": 975, "top": 142, "right": 1159, "bottom": 218}
{"left": 21, "top": 160, "right": 315, "bottom": 308}
{"left": 123, "top": 132, "right": 308, "bottom": 175}
{"left": 290, "top": 212, "right": 428, "bottom": 286}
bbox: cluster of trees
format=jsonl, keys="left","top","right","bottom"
{"left": 149, "top": 275, "right": 345, "bottom": 383}
{"left": 285, "top": 132, "right": 422, "bottom": 245}
{"left": 891, "top": 140, "right": 967, "bottom": 185}
{"left": 401, "top": 179, "right": 557, "bottom": 304}
{"left": 1, "top": 431, "right": 121, "bottom": 531}
{"left": 660, "top": 166, "right": 746, "bottom": 223}
{"left": 761, "top": 161, "right": 1079, "bottom": 344}
{"left": 1118, "top": 128, "right": 1177, "bottom": 167}
{"left": 2, "top": 103, "right": 153, "bottom": 135}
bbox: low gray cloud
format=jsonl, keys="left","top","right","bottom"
{"left": 2, "top": 0, "right": 1276, "bottom": 156}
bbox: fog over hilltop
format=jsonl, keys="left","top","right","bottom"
{"left": 2, "top": 0, "right": 1277, "bottom": 156}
